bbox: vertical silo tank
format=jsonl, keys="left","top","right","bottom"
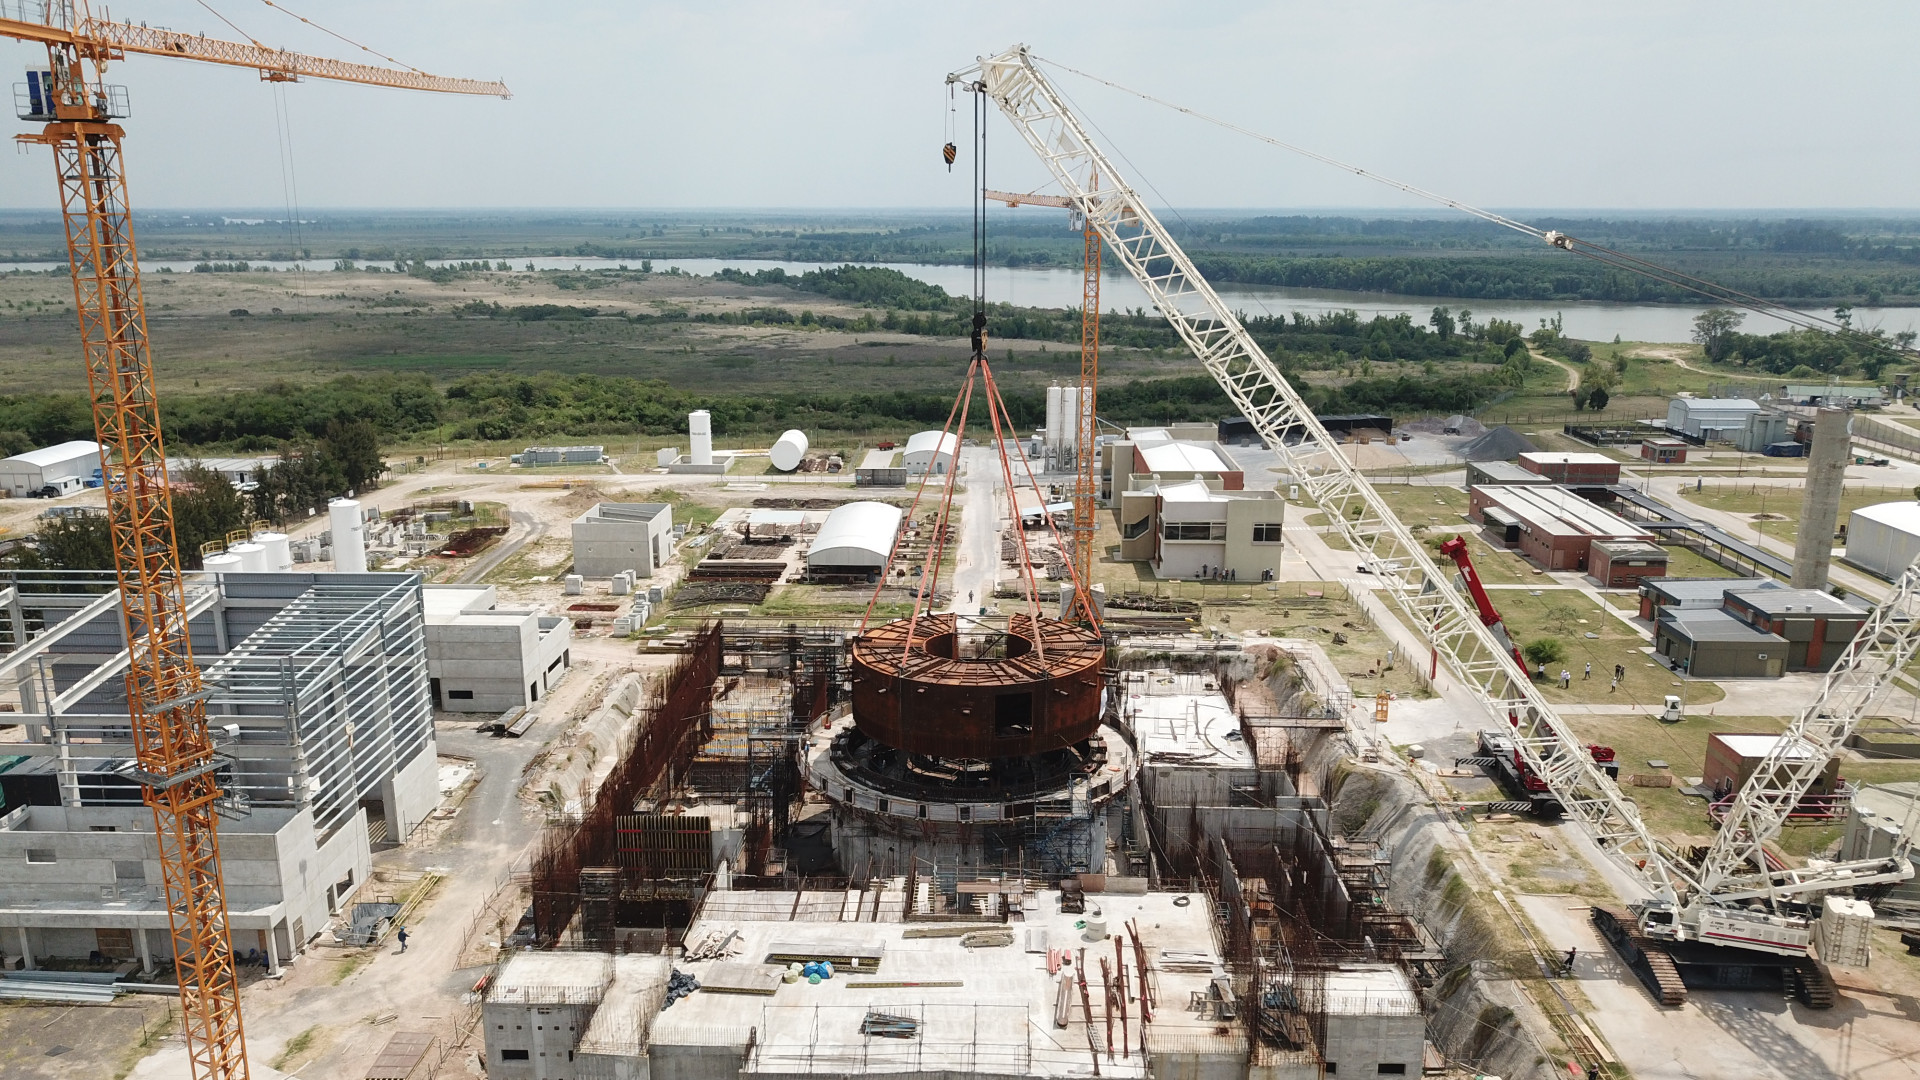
{"left": 227, "top": 542, "right": 266, "bottom": 573}
{"left": 329, "top": 498, "right": 367, "bottom": 573}
{"left": 689, "top": 410, "right": 713, "bottom": 466}
{"left": 202, "top": 551, "right": 243, "bottom": 575}
{"left": 255, "top": 531, "right": 293, "bottom": 572}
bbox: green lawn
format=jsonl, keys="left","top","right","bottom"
{"left": 1492, "top": 587, "right": 1724, "bottom": 707}
{"left": 1658, "top": 543, "right": 1748, "bottom": 581}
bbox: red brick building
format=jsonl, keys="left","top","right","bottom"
{"left": 1640, "top": 439, "right": 1689, "bottom": 465}
{"left": 1518, "top": 451, "right": 1622, "bottom": 487}
{"left": 1470, "top": 484, "right": 1661, "bottom": 579}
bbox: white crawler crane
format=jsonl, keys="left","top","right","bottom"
{"left": 950, "top": 44, "right": 1920, "bottom": 1007}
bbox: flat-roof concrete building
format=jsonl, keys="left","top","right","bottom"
{"left": 1652, "top": 585, "right": 1865, "bottom": 677}
{"left": 572, "top": 503, "right": 674, "bottom": 579}
{"left": 1464, "top": 460, "right": 1547, "bottom": 488}
{"left": 0, "top": 571, "right": 438, "bottom": 974}
{"left": 1116, "top": 479, "right": 1284, "bottom": 580}
{"left": 0, "top": 440, "right": 99, "bottom": 497}
{"left": 806, "top": 501, "right": 903, "bottom": 572}
{"left": 423, "top": 585, "right": 573, "bottom": 713}
{"left": 1846, "top": 501, "right": 1920, "bottom": 581}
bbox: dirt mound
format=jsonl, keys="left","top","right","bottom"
{"left": 1458, "top": 425, "right": 1537, "bottom": 462}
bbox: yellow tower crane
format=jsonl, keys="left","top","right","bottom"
{"left": 0, "top": 6, "right": 505, "bottom": 1078}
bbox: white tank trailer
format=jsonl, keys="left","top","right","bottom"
{"left": 329, "top": 498, "right": 368, "bottom": 573}
{"left": 689, "top": 410, "right": 713, "bottom": 467}
{"left": 770, "top": 429, "right": 810, "bottom": 472}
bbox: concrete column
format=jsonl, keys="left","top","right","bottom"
{"left": 17, "top": 927, "right": 32, "bottom": 970}
{"left": 1794, "top": 408, "right": 1850, "bottom": 590}
{"left": 135, "top": 926, "right": 153, "bottom": 975}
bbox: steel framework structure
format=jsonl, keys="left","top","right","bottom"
{"left": 950, "top": 45, "right": 1919, "bottom": 944}
{"left": 2, "top": 6, "right": 503, "bottom": 1077}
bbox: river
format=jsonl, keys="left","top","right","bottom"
{"left": 4, "top": 254, "right": 1912, "bottom": 344}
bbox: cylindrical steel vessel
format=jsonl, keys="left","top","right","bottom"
{"left": 851, "top": 613, "right": 1104, "bottom": 759}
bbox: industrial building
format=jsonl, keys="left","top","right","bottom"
{"left": 0, "top": 570, "right": 437, "bottom": 972}
{"left": 1845, "top": 501, "right": 1920, "bottom": 580}
{"left": 167, "top": 455, "right": 278, "bottom": 488}
{"left": 1587, "top": 538, "right": 1670, "bottom": 588}
{"left": 519, "top": 445, "right": 606, "bottom": 466}
{"left": 1707, "top": 733, "right": 1840, "bottom": 798}
{"left": 1638, "top": 576, "right": 1778, "bottom": 621}
{"left": 1115, "top": 479, "right": 1285, "bottom": 579}
{"left": 805, "top": 501, "right": 902, "bottom": 573}
{"left": 1667, "top": 397, "right": 1763, "bottom": 440}
{"left": 1843, "top": 783, "right": 1920, "bottom": 905}
{"left": 1098, "top": 423, "right": 1222, "bottom": 503}
{"left": 902, "top": 430, "right": 959, "bottom": 475}
{"left": 1468, "top": 484, "right": 1662, "bottom": 579}
{"left": 1653, "top": 584, "right": 1866, "bottom": 676}
{"left": 1784, "top": 383, "right": 1886, "bottom": 408}
{"left": 1731, "top": 408, "right": 1796, "bottom": 453}
{"left": 1518, "top": 450, "right": 1621, "bottom": 487}
{"left": 572, "top": 502, "right": 675, "bottom": 579}
{"left": 423, "top": 584, "right": 574, "bottom": 712}
{"left": 1463, "top": 459, "right": 1547, "bottom": 488}
{"left": 0, "top": 440, "right": 100, "bottom": 497}
{"left": 1640, "top": 438, "right": 1689, "bottom": 464}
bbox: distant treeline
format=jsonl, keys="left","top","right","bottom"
{"left": 0, "top": 368, "right": 1512, "bottom": 451}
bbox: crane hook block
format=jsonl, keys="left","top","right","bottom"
{"left": 943, "top": 142, "right": 958, "bottom": 171}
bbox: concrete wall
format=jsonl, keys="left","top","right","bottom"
{"left": 573, "top": 505, "right": 673, "bottom": 579}
{"left": 1321, "top": 1007, "right": 1426, "bottom": 1077}
{"left": 484, "top": 1000, "right": 595, "bottom": 1080}
{"left": 430, "top": 614, "right": 538, "bottom": 712}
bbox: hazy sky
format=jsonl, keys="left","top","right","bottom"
{"left": 0, "top": 0, "right": 1915, "bottom": 211}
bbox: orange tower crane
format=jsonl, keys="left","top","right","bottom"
{"left": 0, "top": 8, "right": 505, "bottom": 1080}
{"left": 983, "top": 186, "right": 1101, "bottom": 625}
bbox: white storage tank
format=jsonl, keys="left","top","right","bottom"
{"left": 1061, "top": 386, "right": 1082, "bottom": 450}
{"left": 1045, "top": 384, "right": 1064, "bottom": 451}
{"left": 329, "top": 498, "right": 367, "bottom": 573}
{"left": 689, "top": 410, "right": 713, "bottom": 466}
{"left": 770, "top": 429, "right": 809, "bottom": 472}
{"left": 202, "top": 551, "right": 243, "bottom": 575}
{"left": 228, "top": 542, "right": 266, "bottom": 573}
{"left": 255, "top": 531, "right": 293, "bottom": 572}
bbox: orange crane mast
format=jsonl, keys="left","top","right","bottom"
{"left": 0, "top": 7, "right": 504, "bottom": 1079}
{"left": 982, "top": 186, "right": 1102, "bottom": 626}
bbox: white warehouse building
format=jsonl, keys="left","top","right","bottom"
{"left": 0, "top": 440, "right": 100, "bottom": 497}
{"left": 806, "top": 501, "right": 902, "bottom": 572}
{"left": 1846, "top": 501, "right": 1920, "bottom": 580}
{"left": 902, "top": 430, "right": 958, "bottom": 475}
{"left": 1667, "top": 397, "right": 1763, "bottom": 440}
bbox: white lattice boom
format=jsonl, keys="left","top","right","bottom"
{"left": 952, "top": 45, "right": 1920, "bottom": 931}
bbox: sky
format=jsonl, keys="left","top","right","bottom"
{"left": 0, "top": 0, "right": 1916, "bottom": 212}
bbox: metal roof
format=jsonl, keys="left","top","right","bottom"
{"left": 1726, "top": 587, "right": 1867, "bottom": 618}
{"left": 1645, "top": 577, "right": 1775, "bottom": 606}
{"left": 1852, "top": 501, "right": 1920, "bottom": 536}
{"left": 1657, "top": 608, "right": 1786, "bottom": 645}
{"left": 1471, "top": 485, "right": 1652, "bottom": 540}
{"left": 1, "top": 440, "right": 98, "bottom": 468}
{"left": 807, "top": 501, "right": 902, "bottom": 568}
{"left": 1519, "top": 452, "right": 1616, "bottom": 466}
{"left": 1673, "top": 398, "right": 1762, "bottom": 411}
{"left": 1138, "top": 441, "right": 1232, "bottom": 474}
{"left": 903, "top": 431, "right": 958, "bottom": 457}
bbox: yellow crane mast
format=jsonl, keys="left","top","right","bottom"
{"left": 0, "top": 6, "right": 504, "bottom": 1078}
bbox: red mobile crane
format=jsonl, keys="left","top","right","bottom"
{"left": 1438, "top": 537, "right": 1615, "bottom": 788}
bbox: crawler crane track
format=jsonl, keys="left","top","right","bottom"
{"left": 1592, "top": 906, "right": 1687, "bottom": 1006}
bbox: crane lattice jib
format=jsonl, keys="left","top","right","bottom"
{"left": 1693, "top": 558, "right": 1920, "bottom": 905}
{"left": 953, "top": 45, "right": 1690, "bottom": 902}
{"left": 0, "top": 16, "right": 508, "bottom": 96}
